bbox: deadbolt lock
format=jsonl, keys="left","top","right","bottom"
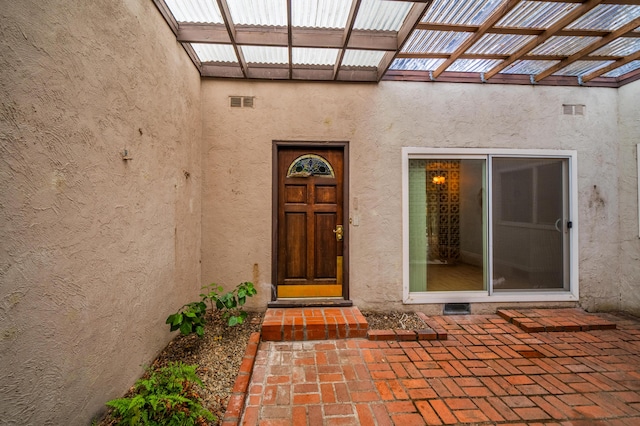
{"left": 333, "top": 225, "right": 344, "bottom": 241}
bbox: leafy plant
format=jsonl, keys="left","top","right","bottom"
{"left": 166, "top": 301, "right": 207, "bottom": 337}
{"left": 202, "top": 281, "right": 257, "bottom": 327}
{"left": 106, "top": 362, "right": 215, "bottom": 426}
{"left": 166, "top": 281, "right": 257, "bottom": 336}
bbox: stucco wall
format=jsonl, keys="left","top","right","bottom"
{"left": 201, "top": 80, "right": 622, "bottom": 312}
{"left": 618, "top": 79, "right": 640, "bottom": 316}
{"left": 0, "top": 0, "right": 202, "bottom": 423}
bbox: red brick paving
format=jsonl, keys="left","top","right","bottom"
{"left": 240, "top": 311, "right": 640, "bottom": 425}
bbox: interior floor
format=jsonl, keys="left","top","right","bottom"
{"left": 426, "top": 262, "right": 484, "bottom": 291}
{"left": 425, "top": 262, "right": 566, "bottom": 292}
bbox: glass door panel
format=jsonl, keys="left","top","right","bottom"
{"left": 408, "top": 158, "right": 486, "bottom": 292}
{"left": 491, "top": 158, "right": 569, "bottom": 291}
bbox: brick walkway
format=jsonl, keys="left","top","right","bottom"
{"left": 240, "top": 311, "right": 640, "bottom": 425}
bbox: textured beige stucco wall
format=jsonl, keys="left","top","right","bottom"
{"left": 201, "top": 80, "right": 622, "bottom": 313}
{"left": 618, "top": 79, "right": 640, "bottom": 316}
{"left": 0, "top": 0, "right": 202, "bottom": 423}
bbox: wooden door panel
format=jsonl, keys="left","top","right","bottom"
{"left": 284, "top": 212, "right": 306, "bottom": 279}
{"left": 315, "top": 185, "right": 337, "bottom": 204}
{"left": 285, "top": 185, "right": 306, "bottom": 203}
{"left": 315, "top": 212, "right": 337, "bottom": 278}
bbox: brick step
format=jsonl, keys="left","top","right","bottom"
{"left": 497, "top": 308, "right": 617, "bottom": 332}
{"left": 261, "top": 307, "right": 368, "bottom": 341}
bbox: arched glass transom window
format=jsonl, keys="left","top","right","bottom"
{"left": 286, "top": 154, "right": 335, "bottom": 178}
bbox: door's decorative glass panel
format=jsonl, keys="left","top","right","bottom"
{"left": 492, "top": 158, "right": 569, "bottom": 291}
{"left": 287, "top": 154, "right": 335, "bottom": 178}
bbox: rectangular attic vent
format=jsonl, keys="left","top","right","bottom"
{"left": 562, "top": 104, "right": 585, "bottom": 115}
{"left": 230, "top": 96, "right": 254, "bottom": 108}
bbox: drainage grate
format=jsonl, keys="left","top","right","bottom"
{"left": 443, "top": 303, "right": 471, "bottom": 315}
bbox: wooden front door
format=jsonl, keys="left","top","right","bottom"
{"left": 276, "top": 146, "right": 346, "bottom": 298}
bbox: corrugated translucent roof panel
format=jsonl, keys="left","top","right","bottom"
{"left": 447, "top": 59, "right": 503, "bottom": 73}
{"left": 192, "top": 43, "right": 237, "bottom": 62}
{"left": 353, "top": 0, "right": 412, "bottom": 31}
{"left": 566, "top": 4, "right": 640, "bottom": 31}
{"left": 342, "top": 50, "right": 386, "bottom": 67}
{"left": 468, "top": 33, "right": 536, "bottom": 55}
{"left": 497, "top": 1, "right": 578, "bottom": 29}
{"left": 402, "top": 30, "right": 472, "bottom": 54}
{"left": 227, "top": 0, "right": 287, "bottom": 26}
{"left": 242, "top": 46, "right": 288, "bottom": 64}
{"left": 530, "top": 36, "right": 601, "bottom": 56}
{"left": 502, "top": 59, "right": 559, "bottom": 74}
{"left": 292, "top": 0, "right": 350, "bottom": 29}
{"left": 164, "top": 0, "right": 223, "bottom": 23}
{"left": 421, "top": 0, "right": 505, "bottom": 25}
{"left": 292, "top": 48, "right": 338, "bottom": 65}
{"left": 389, "top": 58, "right": 445, "bottom": 71}
{"left": 553, "top": 60, "right": 614, "bottom": 76}
{"left": 591, "top": 37, "right": 640, "bottom": 57}
{"left": 603, "top": 60, "right": 640, "bottom": 77}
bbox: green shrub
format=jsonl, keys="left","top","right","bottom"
{"left": 106, "top": 362, "right": 215, "bottom": 425}
{"left": 166, "top": 301, "right": 207, "bottom": 337}
{"left": 202, "top": 282, "right": 257, "bottom": 327}
{"left": 166, "top": 281, "right": 257, "bottom": 336}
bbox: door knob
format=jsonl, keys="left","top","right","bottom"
{"left": 333, "top": 225, "right": 343, "bottom": 241}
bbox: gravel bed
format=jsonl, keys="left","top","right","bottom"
{"left": 361, "top": 310, "right": 427, "bottom": 330}
{"left": 98, "top": 309, "right": 425, "bottom": 425}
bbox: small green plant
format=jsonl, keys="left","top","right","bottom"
{"left": 166, "top": 301, "right": 207, "bottom": 337}
{"left": 166, "top": 281, "right": 257, "bottom": 336}
{"left": 106, "top": 362, "right": 215, "bottom": 426}
{"left": 202, "top": 281, "right": 257, "bottom": 327}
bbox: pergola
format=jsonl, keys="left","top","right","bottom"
{"left": 153, "top": 0, "right": 640, "bottom": 87}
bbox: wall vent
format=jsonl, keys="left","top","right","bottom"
{"left": 562, "top": 104, "right": 585, "bottom": 115}
{"left": 229, "top": 96, "right": 255, "bottom": 108}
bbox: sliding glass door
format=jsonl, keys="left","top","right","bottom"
{"left": 406, "top": 150, "right": 574, "bottom": 301}
{"left": 491, "top": 157, "right": 569, "bottom": 292}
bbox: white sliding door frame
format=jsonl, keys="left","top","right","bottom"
{"left": 402, "top": 148, "right": 579, "bottom": 304}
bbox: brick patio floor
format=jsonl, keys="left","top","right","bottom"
{"left": 240, "top": 311, "right": 640, "bottom": 425}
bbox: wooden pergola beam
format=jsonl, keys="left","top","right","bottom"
{"left": 377, "top": 1, "right": 433, "bottom": 81}
{"left": 216, "top": 0, "right": 248, "bottom": 77}
{"left": 396, "top": 52, "right": 621, "bottom": 61}
{"left": 178, "top": 24, "right": 399, "bottom": 50}
{"left": 287, "top": 0, "right": 293, "bottom": 79}
{"left": 333, "top": 0, "right": 362, "bottom": 80}
{"left": 416, "top": 22, "right": 640, "bottom": 38}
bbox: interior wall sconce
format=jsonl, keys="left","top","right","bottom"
{"left": 432, "top": 175, "right": 445, "bottom": 185}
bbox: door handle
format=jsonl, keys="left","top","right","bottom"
{"left": 333, "top": 225, "right": 343, "bottom": 241}
{"left": 554, "top": 218, "right": 562, "bottom": 233}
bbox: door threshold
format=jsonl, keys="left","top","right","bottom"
{"left": 268, "top": 298, "right": 353, "bottom": 308}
